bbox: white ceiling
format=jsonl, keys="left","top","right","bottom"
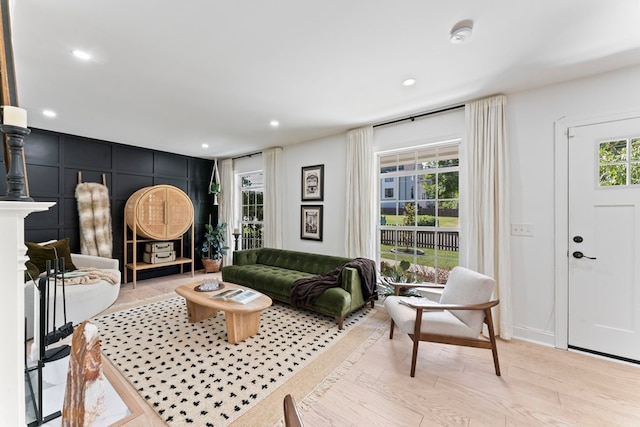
{"left": 10, "top": 1, "right": 640, "bottom": 159}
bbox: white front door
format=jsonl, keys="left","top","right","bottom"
{"left": 568, "top": 117, "right": 640, "bottom": 362}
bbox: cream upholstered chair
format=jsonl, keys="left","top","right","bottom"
{"left": 283, "top": 394, "right": 304, "bottom": 427}
{"left": 384, "top": 266, "right": 500, "bottom": 377}
{"left": 24, "top": 253, "right": 121, "bottom": 340}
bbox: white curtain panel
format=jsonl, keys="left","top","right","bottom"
{"left": 219, "top": 158, "right": 235, "bottom": 267}
{"left": 463, "top": 95, "right": 513, "bottom": 339}
{"left": 263, "top": 147, "right": 283, "bottom": 248}
{"left": 345, "top": 126, "right": 375, "bottom": 259}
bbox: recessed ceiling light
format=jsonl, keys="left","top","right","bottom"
{"left": 450, "top": 20, "right": 473, "bottom": 44}
{"left": 71, "top": 49, "right": 92, "bottom": 61}
{"left": 403, "top": 78, "right": 417, "bottom": 87}
{"left": 201, "top": 143, "right": 209, "bottom": 149}
{"left": 42, "top": 109, "right": 57, "bottom": 118}
{"left": 270, "top": 120, "right": 279, "bottom": 128}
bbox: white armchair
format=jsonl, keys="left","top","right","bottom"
{"left": 384, "top": 266, "right": 500, "bottom": 377}
{"left": 24, "top": 253, "right": 121, "bottom": 340}
{"left": 70, "top": 253, "right": 119, "bottom": 270}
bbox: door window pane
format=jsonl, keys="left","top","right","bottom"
{"left": 631, "top": 163, "right": 640, "bottom": 185}
{"left": 599, "top": 164, "right": 627, "bottom": 186}
{"left": 596, "top": 138, "right": 640, "bottom": 187}
{"left": 599, "top": 140, "right": 627, "bottom": 162}
{"left": 631, "top": 138, "right": 640, "bottom": 161}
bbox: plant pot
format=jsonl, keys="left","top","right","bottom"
{"left": 202, "top": 258, "right": 222, "bottom": 273}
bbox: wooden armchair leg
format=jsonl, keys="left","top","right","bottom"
{"left": 409, "top": 307, "right": 424, "bottom": 377}
{"left": 389, "top": 319, "right": 395, "bottom": 339}
{"left": 484, "top": 308, "right": 501, "bottom": 376}
{"left": 410, "top": 335, "right": 419, "bottom": 377}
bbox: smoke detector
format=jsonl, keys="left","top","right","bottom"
{"left": 450, "top": 20, "right": 473, "bottom": 44}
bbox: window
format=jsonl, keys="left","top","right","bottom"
{"left": 240, "top": 172, "right": 264, "bottom": 249}
{"left": 378, "top": 142, "right": 460, "bottom": 284}
{"left": 599, "top": 137, "right": 640, "bottom": 186}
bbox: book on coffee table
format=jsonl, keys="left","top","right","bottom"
{"left": 229, "top": 290, "right": 261, "bottom": 304}
{"left": 211, "top": 289, "right": 261, "bottom": 304}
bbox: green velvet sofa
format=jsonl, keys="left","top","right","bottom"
{"left": 221, "top": 248, "right": 371, "bottom": 329}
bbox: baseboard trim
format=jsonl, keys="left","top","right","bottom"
{"left": 512, "top": 326, "right": 555, "bottom": 347}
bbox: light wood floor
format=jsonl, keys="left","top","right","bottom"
{"left": 103, "top": 272, "right": 640, "bottom": 426}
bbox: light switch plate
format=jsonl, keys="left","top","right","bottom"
{"left": 511, "top": 223, "right": 534, "bottom": 237}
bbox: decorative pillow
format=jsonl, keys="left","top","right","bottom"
{"left": 25, "top": 238, "right": 77, "bottom": 273}
{"left": 24, "top": 260, "right": 40, "bottom": 282}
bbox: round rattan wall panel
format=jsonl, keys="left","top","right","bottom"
{"left": 124, "top": 185, "right": 194, "bottom": 240}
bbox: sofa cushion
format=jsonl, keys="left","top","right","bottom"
{"left": 256, "top": 248, "right": 351, "bottom": 275}
{"left": 26, "top": 238, "right": 77, "bottom": 273}
{"left": 223, "top": 264, "right": 313, "bottom": 300}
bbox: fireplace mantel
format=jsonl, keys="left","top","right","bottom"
{"left": 0, "top": 201, "right": 55, "bottom": 425}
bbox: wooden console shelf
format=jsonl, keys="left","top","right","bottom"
{"left": 125, "top": 257, "right": 193, "bottom": 271}
{"left": 124, "top": 185, "right": 195, "bottom": 288}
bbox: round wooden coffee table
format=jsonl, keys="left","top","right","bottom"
{"left": 175, "top": 281, "right": 272, "bottom": 344}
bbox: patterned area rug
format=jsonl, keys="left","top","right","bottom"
{"left": 94, "top": 296, "right": 374, "bottom": 426}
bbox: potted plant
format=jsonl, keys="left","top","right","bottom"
{"left": 201, "top": 222, "right": 229, "bottom": 273}
{"left": 379, "top": 260, "right": 421, "bottom": 298}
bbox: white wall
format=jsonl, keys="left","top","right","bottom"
{"left": 282, "top": 134, "right": 349, "bottom": 255}
{"left": 508, "top": 63, "right": 640, "bottom": 345}
{"left": 233, "top": 154, "right": 262, "bottom": 174}
{"left": 372, "top": 110, "right": 465, "bottom": 153}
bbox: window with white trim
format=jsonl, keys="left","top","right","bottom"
{"left": 240, "top": 172, "right": 264, "bottom": 249}
{"left": 378, "top": 142, "right": 460, "bottom": 284}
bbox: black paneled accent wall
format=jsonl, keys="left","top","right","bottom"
{"left": 0, "top": 128, "right": 216, "bottom": 282}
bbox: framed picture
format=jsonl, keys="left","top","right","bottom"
{"left": 300, "top": 205, "right": 323, "bottom": 241}
{"left": 301, "top": 164, "right": 324, "bottom": 201}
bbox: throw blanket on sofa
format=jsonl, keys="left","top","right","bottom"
{"left": 41, "top": 267, "right": 119, "bottom": 286}
{"left": 291, "top": 258, "right": 377, "bottom": 306}
{"left": 75, "top": 182, "right": 113, "bottom": 258}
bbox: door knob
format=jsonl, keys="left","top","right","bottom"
{"left": 573, "top": 251, "right": 596, "bottom": 260}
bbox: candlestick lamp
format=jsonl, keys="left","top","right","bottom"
{"left": 1, "top": 105, "right": 33, "bottom": 201}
